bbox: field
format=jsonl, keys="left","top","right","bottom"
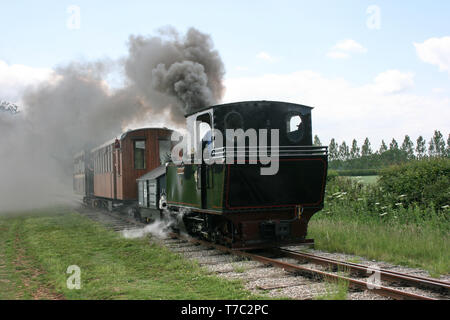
{"left": 0, "top": 209, "right": 259, "bottom": 300}
{"left": 309, "top": 164, "right": 449, "bottom": 278}
{"left": 349, "top": 175, "right": 378, "bottom": 185}
{"left": 309, "top": 215, "right": 449, "bottom": 277}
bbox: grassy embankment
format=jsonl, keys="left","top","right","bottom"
{"left": 309, "top": 159, "right": 449, "bottom": 277}
{"left": 0, "top": 208, "right": 260, "bottom": 300}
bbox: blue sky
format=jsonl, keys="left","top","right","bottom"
{"left": 1, "top": 0, "right": 449, "bottom": 146}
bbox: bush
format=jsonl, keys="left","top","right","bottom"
{"left": 378, "top": 158, "right": 450, "bottom": 209}
{"left": 336, "top": 169, "right": 379, "bottom": 176}
{"left": 327, "top": 169, "right": 339, "bottom": 182}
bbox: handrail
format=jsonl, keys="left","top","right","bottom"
{"left": 208, "top": 145, "right": 328, "bottom": 159}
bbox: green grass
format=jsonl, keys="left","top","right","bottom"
{"left": 309, "top": 213, "right": 449, "bottom": 277}
{"left": 314, "top": 276, "right": 349, "bottom": 300}
{"left": 349, "top": 175, "right": 378, "bottom": 185}
{"left": 0, "top": 208, "right": 262, "bottom": 300}
{"left": 314, "top": 173, "right": 450, "bottom": 277}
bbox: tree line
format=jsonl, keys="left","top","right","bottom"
{"left": 314, "top": 130, "right": 449, "bottom": 170}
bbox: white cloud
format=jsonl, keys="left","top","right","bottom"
{"left": 333, "top": 39, "right": 368, "bottom": 53}
{"left": 256, "top": 51, "right": 277, "bottom": 63}
{"left": 372, "top": 70, "right": 415, "bottom": 94}
{"left": 414, "top": 37, "right": 450, "bottom": 74}
{"left": 432, "top": 88, "right": 445, "bottom": 94}
{"left": 0, "top": 60, "right": 54, "bottom": 104}
{"left": 327, "top": 39, "right": 367, "bottom": 59}
{"left": 224, "top": 70, "right": 449, "bottom": 146}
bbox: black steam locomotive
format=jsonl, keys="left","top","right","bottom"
{"left": 75, "top": 101, "right": 328, "bottom": 249}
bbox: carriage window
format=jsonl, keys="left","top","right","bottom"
{"left": 134, "top": 140, "right": 146, "bottom": 169}
{"left": 287, "top": 114, "right": 304, "bottom": 143}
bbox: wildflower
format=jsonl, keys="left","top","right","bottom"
{"left": 395, "top": 203, "right": 402, "bottom": 206}
{"left": 398, "top": 194, "right": 407, "bottom": 199}
{"left": 375, "top": 202, "right": 380, "bottom": 205}
{"left": 381, "top": 206, "right": 387, "bottom": 210}
{"left": 441, "top": 205, "right": 449, "bottom": 209}
{"left": 380, "top": 212, "right": 388, "bottom": 217}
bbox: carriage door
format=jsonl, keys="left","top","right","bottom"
{"left": 196, "top": 112, "right": 213, "bottom": 209}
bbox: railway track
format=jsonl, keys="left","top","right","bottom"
{"left": 168, "top": 233, "right": 448, "bottom": 300}
{"left": 76, "top": 207, "right": 449, "bottom": 300}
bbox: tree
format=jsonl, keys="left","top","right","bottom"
{"left": 401, "top": 135, "right": 415, "bottom": 159}
{"left": 428, "top": 130, "right": 445, "bottom": 157}
{"left": 329, "top": 138, "right": 339, "bottom": 161}
{"left": 350, "top": 139, "right": 360, "bottom": 159}
{"left": 416, "top": 136, "right": 426, "bottom": 159}
{"left": 389, "top": 138, "right": 399, "bottom": 150}
{"left": 313, "top": 135, "right": 322, "bottom": 146}
{"left": 378, "top": 140, "right": 388, "bottom": 154}
{"left": 447, "top": 134, "right": 450, "bottom": 157}
{"left": 338, "top": 141, "right": 350, "bottom": 160}
{"left": 361, "top": 138, "right": 372, "bottom": 156}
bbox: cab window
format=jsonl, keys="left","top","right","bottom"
{"left": 286, "top": 114, "right": 304, "bottom": 143}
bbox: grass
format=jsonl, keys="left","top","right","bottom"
{"left": 308, "top": 169, "right": 450, "bottom": 277}
{"left": 0, "top": 208, "right": 262, "bottom": 300}
{"left": 309, "top": 217, "right": 449, "bottom": 277}
{"left": 349, "top": 175, "right": 378, "bottom": 185}
{"left": 314, "top": 276, "right": 349, "bottom": 300}
{"left": 309, "top": 175, "right": 449, "bottom": 277}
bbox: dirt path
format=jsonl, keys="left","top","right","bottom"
{"left": 0, "top": 221, "right": 64, "bottom": 300}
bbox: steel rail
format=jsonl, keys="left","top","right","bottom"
{"left": 168, "top": 233, "right": 437, "bottom": 300}
{"left": 274, "top": 248, "right": 450, "bottom": 295}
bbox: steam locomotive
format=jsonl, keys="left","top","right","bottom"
{"left": 74, "top": 101, "right": 328, "bottom": 249}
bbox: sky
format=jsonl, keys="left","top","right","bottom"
{"left": 1, "top": 0, "right": 449, "bottom": 148}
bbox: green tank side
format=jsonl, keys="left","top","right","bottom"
{"left": 166, "top": 164, "right": 202, "bottom": 209}
{"left": 205, "top": 164, "right": 226, "bottom": 211}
